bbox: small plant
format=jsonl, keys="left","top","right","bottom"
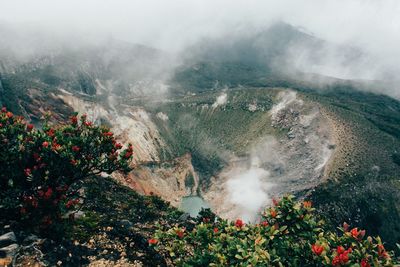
{"left": 0, "top": 108, "right": 133, "bottom": 233}
{"left": 152, "top": 196, "right": 397, "bottom": 266}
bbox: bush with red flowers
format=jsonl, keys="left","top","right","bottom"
{"left": 0, "top": 108, "right": 133, "bottom": 233}
{"left": 152, "top": 195, "right": 397, "bottom": 266}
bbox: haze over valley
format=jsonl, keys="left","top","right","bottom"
{"left": 1, "top": 1, "right": 400, "bottom": 265}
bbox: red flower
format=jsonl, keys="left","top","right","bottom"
{"left": 84, "top": 121, "right": 93, "bottom": 127}
{"left": 272, "top": 198, "right": 279, "bottom": 206}
{"left": 332, "top": 256, "right": 340, "bottom": 266}
{"left": 71, "top": 159, "right": 78, "bottom": 165}
{"left": 42, "top": 141, "right": 49, "bottom": 148}
{"left": 343, "top": 222, "right": 350, "bottom": 232}
{"left": 270, "top": 209, "right": 277, "bottom": 218}
{"left": 235, "top": 219, "right": 244, "bottom": 228}
{"left": 27, "top": 124, "right": 34, "bottom": 132}
{"left": 33, "top": 153, "right": 41, "bottom": 161}
{"left": 303, "top": 201, "right": 312, "bottom": 208}
{"left": 339, "top": 252, "right": 349, "bottom": 264}
{"left": 115, "top": 143, "right": 123, "bottom": 149}
{"left": 359, "top": 229, "right": 366, "bottom": 239}
{"left": 361, "top": 258, "right": 370, "bottom": 267}
{"left": 336, "top": 246, "right": 345, "bottom": 254}
{"left": 44, "top": 187, "right": 53, "bottom": 200}
{"left": 46, "top": 128, "right": 55, "bottom": 137}
{"left": 24, "top": 168, "right": 32, "bottom": 176}
{"left": 70, "top": 116, "right": 78, "bottom": 125}
{"left": 213, "top": 227, "right": 218, "bottom": 233}
{"left": 350, "top": 227, "right": 359, "bottom": 238}
{"left": 148, "top": 238, "right": 158, "bottom": 245}
{"left": 124, "top": 151, "right": 132, "bottom": 158}
{"left": 261, "top": 221, "right": 268, "bottom": 227}
{"left": 1, "top": 107, "right": 6, "bottom": 113}
{"left": 52, "top": 143, "right": 61, "bottom": 151}
{"left": 66, "top": 199, "right": 79, "bottom": 209}
{"left": 202, "top": 217, "right": 210, "bottom": 223}
{"left": 103, "top": 132, "right": 113, "bottom": 137}
{"left": 6, "top": 111, "right": 13, "bottom": 118}
{"left": 176, "top": 229, "right": 184, "bottom": 238}
{"left": 378, "top": 244, "right": 389, "bottom": 259}
{"left": 72, "top": 145, "right": 80, "bottom": 152}
{"left": 311, "top": 244, "right": 324, "bottom": 256}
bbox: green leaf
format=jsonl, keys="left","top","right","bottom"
{"left": 279, "top": 225, "right": 287, "bottom": 232}
{"left": 235, "top": 254, "right": 243, "bottom": 260}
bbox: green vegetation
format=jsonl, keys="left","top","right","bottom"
{"left": 153, "top": 196, "right": 397, "bottom": 266}
{"left": 0, "top": 108, "right": 132, "bottom": 234}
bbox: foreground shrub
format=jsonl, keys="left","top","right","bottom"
{"left": 152, "top": 196, "right": 397, "bottom": 266}
{"left": 0, "top": 107, "right": 133, "bottom": 231}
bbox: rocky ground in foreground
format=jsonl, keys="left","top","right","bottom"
{"left": 0, "top": 176, "right": 187, "bottom": 267}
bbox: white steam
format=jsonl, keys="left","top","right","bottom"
{"left": 212, "top": 92, "right": 227, "bottom": 108}
{"left": 226, "top": 156, "right": 273, "bottom": 222}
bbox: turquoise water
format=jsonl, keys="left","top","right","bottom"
{"left": 180, "top": 196, "right": 209, "bottom": 217}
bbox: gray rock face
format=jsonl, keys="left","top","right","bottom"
{"left": 0, "top": 243, "right": 19, "bottom": 258}
{"left": 0, "top": 232, "right": 17, "bottom": 247}
{"left": 22, "top": 234, "right": 40, "bottom": 246}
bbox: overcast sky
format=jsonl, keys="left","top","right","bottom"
{"left": 1, "top": 0, "right": 400, "bottom": 90}
{"left": 1, "top": 0, "right": 399, "bottom": 51}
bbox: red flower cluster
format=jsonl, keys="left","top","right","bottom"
{"left": 65, "top": 198, "right": 80, "bottom": 209}
{"left": 311, "top": 244, "right": 324, "bottom": 256}
{"left": 124, "top": 144, "right": 133, "bottom": 159}
{"left": 361, "top": 258, "right": 371, "bottom": 267}
{"left": 103, "top": 132, "right": 113, "bottom": 137}
{"left": 148, "top": 238, "right": 158, "bottom": 245}
{"left": 350, "top": 227, "right": 366, "bottom": 240}
{"left": 72, "top": 145, "right": 80, "bottom": 152}
{"left": 235, "top": 219, "right": 244, "bottom": 228}
{"left": 332, "top": 246, "right": 352, "bottom": 266}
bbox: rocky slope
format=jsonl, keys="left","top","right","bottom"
{"left": 0, "top": 23, "right": 399, "bottom": 250}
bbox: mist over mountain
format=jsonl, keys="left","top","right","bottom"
{"left": 0, "top": 1, "right": 400, "bottom": 265}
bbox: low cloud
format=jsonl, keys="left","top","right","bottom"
{"left": 0, "top": 0, "right": 399, "bottom": 97}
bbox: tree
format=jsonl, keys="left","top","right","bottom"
{"left": 0, "top": 107, "right": 133, "bottom": 232}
